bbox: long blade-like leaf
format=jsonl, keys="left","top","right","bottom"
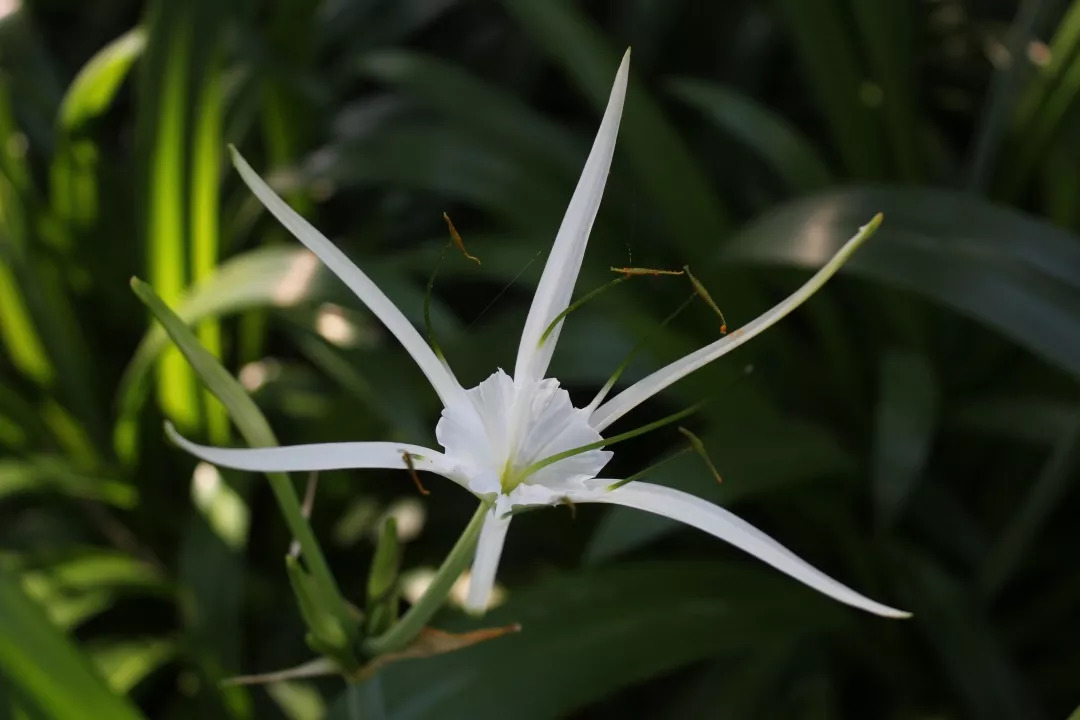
{"left": 0, "top": 567, "right": 145, "bottom": 720}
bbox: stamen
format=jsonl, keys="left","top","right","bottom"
{"left": 677, "top": 427, "right": 723, "bottom": 484}
{"left": 585, "top": 292, "right": 697, "bottom": 413}
{"left": 442, "top": 213, "right": 481, "bottom": 265}
{"left": 467, "top": 249, "right": 543, "bottom": 330}
{"left": 515, "top": 398, "right": 710, "bottom": 484}
{"left": 425, "top": 216, "right": 484, "bottom": 362}
{"left": 539, "top": 267, "right": 685, "bottom": 347}
{"left": 424, "top": 246, "right": 451, "bottom": 364}
{"left": 683, "top": 266, "right": 727, "bottom": 334}
{"left": 401, "top": 452, "right": 431, "bottom": 495}
{"left": 561, "top": 496, "right": 577, "bottom": 519}
{"left": 610, "top": 266, "right": 685, "bottom": 278}
{"left": 539, "top": 276, "right": 629, "bottom": 345}
{"left": 607, "top": 446, "right": 691, "bottom": 490}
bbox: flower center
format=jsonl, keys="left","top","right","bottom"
{"left": 435, "top": 370, "right": 612, "bottom": 502}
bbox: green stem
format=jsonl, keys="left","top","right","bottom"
{"left": 363, "top": 500, "right": 491, "bottom": 656}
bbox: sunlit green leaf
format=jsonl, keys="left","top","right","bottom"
{"left": 87, "top": 637, "right": 176, "bottom": 695}
{"left": 131, "top": 277, "right": 357, "bottom": 664}
{"left": 57, "top": 28, "right": 146, "bottom": 134}
{"left": 0, "top": 566, "right": 145, "bottom": 720}
{"left": 0, "top": 457, "right": 135, "bottom": 507}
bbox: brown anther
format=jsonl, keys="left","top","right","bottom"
{"left": 402, "top": 452, "right": 431, "bottom": 495}
{"left": 443, "top": 213, "right": 481, "bottom": 264}
{"left": 609, "top": 266, "right": 685, "bottom": 279}
{"left": 560, "top": 496, "right": 577, "bottom": 519}
{"left": 683, "top": 265, "right": 728, "bottom": 335}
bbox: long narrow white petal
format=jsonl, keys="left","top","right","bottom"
{"left": 574, "top": 480, "right": 909, "bottom": 618}
{"left": 513, "top": 50, "right": 630, "bottom": 384}
{"left": 589, "top": 214, "right": 880, "bottom": 432}
{"left": 230, "top": 147, "right": 465, "bottom": 408}
{"left": 166, "top": 422, "right": 462, "bottom": 483}
{"left": 465, "top": 507, "right": 511, "bottom": 613}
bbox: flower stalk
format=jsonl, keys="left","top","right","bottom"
{"left": 363, "top": 500, "right": 492, "bottom": 656}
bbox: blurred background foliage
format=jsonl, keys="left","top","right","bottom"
{"left": 1, "top": 0, "right": 1079, "bottom": 717}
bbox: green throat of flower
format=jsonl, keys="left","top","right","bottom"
{"left": 496, "top": 398, "right": 708, "bottom": 495}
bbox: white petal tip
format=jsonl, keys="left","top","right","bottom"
{"left": 877, "top": 607, "right": 913, "bottom": 620}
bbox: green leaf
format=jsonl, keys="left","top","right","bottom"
{"left": 130, "top": 277, "right": 358, "bottom": 664}
{"left": 773, "top": 0, "right": 887, "bottom": 178}
{"left": 57, "top": 28, "right": 146, "bottom": 134}
{"left": 871, "top": 351, "right": 938, "bottom": 528}
{"left": 0, "top": 256, "right": 51, "bottom": 387}
{"left": 114, "top": 246, "right": 337, "bottom": 461}
{"left": 0, "top": 566, "right": 145, "bottom": 720}
{"left": 366, "top": 517, "right": 401, "bottom": 636}
{"left": 87, "top": 637, "right": 176, "bottom": 694}
{"left": 667, "top": 77, "right": 832, "bottom": 192}
{"left": 968, "top": 0, "right": 1055, "bottom": 190}
{"left": 848, "top": 0, "right": 923, "bottom": 181}
{"left": 329, "top": 562, "right": 845, "bottom": 720}
{"left": 900, "top": 556, "right": 1040, "bottom": 720}
{"left": 189, "top": 45, "right": 227, "bottom": 444}
{"left": 0, "top": 457, "right": 136, "bottom": 507}
{"left": 981, "top": 409, "right": 1080, "bottom": 596}
{"left": 495, "top": 0, "right": 730, "bottom": 250}
{"left": 951, "top": 395, "right": 1077, "bottom": 446}
{"left": 587, "top": 398, "right": 854, "bottom": 561}
{"left": 1000, "top": 0, "right": 1080, "bottom": 198}
{"left": 0, "top": 81, "right": 102, "bottom": 449}
{"left": 355, "top": 50, "right": 582, "bottom": 181}
{"left": 14, "top": 549, "right": 169, "bottom": 630}
{"left": 308, "top": 124, "right": 570, "bottom": 233}
{"left": 136, "top": 0, "right": 198, "bottom": 429}
{"left": 723, "top": 188, "right": 1080, "bottom": 380}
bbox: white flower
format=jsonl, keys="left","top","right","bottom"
{"left": 169, "top": 50, "right": 908, "bottom": 619}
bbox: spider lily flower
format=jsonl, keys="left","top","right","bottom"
{"left": 170, "top": 49, "right": 908, "bottom": 620}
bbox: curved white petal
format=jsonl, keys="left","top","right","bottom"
{"left": 513, "top": 50, "right": 630, "bottom": 384}
{"left": 465, "top": 506, "right": 511, "bottom": 613}
{"left": 589, "top": 214, "right": 880, "bottom": 431}
{"left": 166, "top": 422, "right": 462, "bottom": 483}
{"left": 573, "top": 480, "right": 909, "bottom": 618}
{"left": 230, "top": 147, "right": 465, "bottom": 408}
